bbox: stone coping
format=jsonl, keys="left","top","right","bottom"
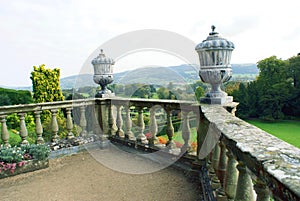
{"left": 200, "top": 104, "right": 300, "bottom": 200}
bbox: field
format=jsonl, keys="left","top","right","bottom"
{"left": 246, "top": 119, "right": 300, "bottom": 148}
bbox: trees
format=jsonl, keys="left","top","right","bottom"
{"left": 255, "top": 56, "right": 291, "bottom": 119}
{"left": 30, "top": 64, "right": 64, "bottom": 103}
{"left": 0, "top": 88, "right": 33, "bottom": 106}
{"left": 232, "top": 55, "right": 300, "bottom": 120}
{"left": 286, "top": 54, "right": 300, "bottom": 116}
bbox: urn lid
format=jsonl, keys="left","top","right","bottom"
{"left": 91, "top": 49, "right": 115, "bottom": 65}
{"left": 195, "top": 25, "right": 235, "bottom": 51}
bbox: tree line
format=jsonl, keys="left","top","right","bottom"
{"left": 229, "top": 55, "right": 300, "bottom": 120}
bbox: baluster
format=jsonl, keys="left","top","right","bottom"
{"left": 79, "top": 106, "right": 87, "bottom": 137}
{"left": 125, "top": 106, "right": 135, "bottom": 140}
{"left": 19, "top": 113, "right": 29, "bottom": 145}
{"left": 166, "top": 108, "right": 176, "bottom": 149}
{"left": 116, "top": 105, "right": 124, "bottom": 138}
{"left": 235, "top": 162, "right": 255, "bottom": 201}
{"left": 212, "top": 142, "right": 220, "bottom": 170}
{"left": 0, "top": 115, "right": 10, "bottom": 147}
{"left": 51, "top": 109, "right": 59, "bottom": 142}
{"left": 254, "top": 180, "right": 270, "bottom": 201}
{"left": 92, "top": 105, "right": 101, "bottom": 135}
{"left": 34, "top": 111, "right": 44, "bottom": 144}
{"left": 224, "top": 150, "right": 238, "bottom": 201}
{"left": 217, "top": 141, "right": 228, "bottom": 185}
{"left": 109, "top": 105, "right": 117, "bottom": 136}
{"left": 149, "top": 106, "right": 158, "bottom": 145}
{"left": 136, "top": 107, "right": 148, "bottom": 144}
{"left": 66, "top": 108, "right": 74, "bottom": 139}
{"left": 181, "top": 110, "right": 191, "bottom": 153}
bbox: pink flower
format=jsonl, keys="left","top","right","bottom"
{"left": 11, "top": 163, "right": 16, "bottom": 170}
{"left": 18, "top": 161, "right": 25, "bottom": 167}
{"left": 6, "top": 163, "right": 11, "bottom": 169}
{"left": 145, "top": 133, "right": 151, "bottom": 139}
{"left": 10, "top": 169, "right": 15, "bottom": 174}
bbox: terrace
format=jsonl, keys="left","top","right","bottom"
{"left": 0, "top": 97, "right": 299, "bottom": 201}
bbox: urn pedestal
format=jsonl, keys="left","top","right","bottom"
{"left": 195, "top": 26, "right": 235, "bottom": 105}
{"left": 91, "top": 49, "right": 115, "bottom": 98}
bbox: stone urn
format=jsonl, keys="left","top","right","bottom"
{"left": 91, "top": 49, "right": 115, "bottom": 98}
{"left": 195, "top": 25, "right": 235, "bottom": 104}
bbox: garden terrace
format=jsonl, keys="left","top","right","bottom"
{"left": 0, "top": 98, "right": 300, "bottom": 201}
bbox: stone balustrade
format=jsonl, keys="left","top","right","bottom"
{"left": 200, "top": 104, "right": 300, "bottom": 201}
{"left": 0, "top": 98, "right": 299, "bottom": 201}
{"left": 0, "top": 99, "right": 97, "bottom": 146}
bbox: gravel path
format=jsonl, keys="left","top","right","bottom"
{"left": 0, "top": 149, "right": 201, "bottom": 201}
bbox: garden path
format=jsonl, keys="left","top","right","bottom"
{"left": 0, "top": 149, "right": 201, "bottom": 201}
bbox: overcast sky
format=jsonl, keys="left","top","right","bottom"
{"left": 1, "top": 0, "right": 299, "bottom": 87}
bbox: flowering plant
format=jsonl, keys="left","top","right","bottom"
{"left": 0, "top": 144, "right": 50, "bottom": 175}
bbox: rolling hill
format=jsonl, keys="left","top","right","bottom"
{"left": 60, "top": 63, "right": 258, "bottom": 89}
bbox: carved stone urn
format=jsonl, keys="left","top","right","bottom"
{"left": 195, "top": 25, "right": 235, "bottom": 104}
{"left": 91, "top": 49, "right": 115, "bottom": 98}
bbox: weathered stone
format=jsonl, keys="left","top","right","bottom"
{"left": 200, "top": 104, "right": 300, "bottom": 200}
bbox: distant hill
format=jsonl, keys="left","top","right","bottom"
{"left": 2, "top": 63, "right": 258, "bottom": 90}
{"left": 231, "top": 63, "right": 259, "bottom": 74}
{"left": 0, "top": 85, "right": 32, "bottom": 91}
{"left": 60, "top": 63, "right": 258, "bottom": 89}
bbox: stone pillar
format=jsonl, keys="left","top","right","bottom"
{"left": 116, "top": 105, "right": 124, "bottom": 138}
{"left": 66, "top": 108, "right": 74, "bottom": 139}
{"left": 95, "top": 99, "right": 110, "bottom": 148}
{"left": 0, "top": 115, "right": 10, "bottom": 147}
{"left": 79, "top": 106, "right": 87, "bottom": 137}
{"left": 181, "top": 110, "right": 191, "bottom": 153}
{"left": 235, "top": 162, "right": 255, "bottom": 201}
{"left": 19, "top": 113, "right": 29, "bottom": 145}
{"left": 51, "top": 109, "right": 59, "bottom": 142}
{"left": 224, "top": 150, "right": 238, "bottom": 200}
{"left": 136, "top": 107, "right": 148, "bottom": 144}
{"left": 34, "top": 111, "right": 44, "bottom": 144}
{"left": 149, "top": 106, "right": 158, "bottom": 146}
{"left": 109, "top": 105, "right": 117, "bottom": 136}
{"left": 165, "top": 108, "right": 176, "bottom": 149}
{"left": 212, "top": 143, "right": 220, "bottom": 170}
{"left": 217, "top": 141, "right": 228, "bottom": 185}
{"left": 254, "top": 180, "right": 270, "bottom": 201}
{"left": 124, "top": 106, "right": 135, "bottom": 140}
{"left": 197, "top": 108, "right": 212, "bottom": 160}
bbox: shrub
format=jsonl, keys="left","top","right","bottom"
{"left": 0, "top": 144, "right": 50, "bottom": 163}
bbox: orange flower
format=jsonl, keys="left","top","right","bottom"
{"left": 191, "top": 142, "right": 197, "bottom": 151}
{"left": 158, "top": 136, "right": 167, "bottom": 144}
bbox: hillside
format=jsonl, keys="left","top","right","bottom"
{"left": 1, "top": 63, "right": 258, "bottom": 90}
{"left": 60, "top": 63, "right": 258, "bottom": 89}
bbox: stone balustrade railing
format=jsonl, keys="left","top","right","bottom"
{"left": 200, "top": 105, "right": 300, "bottom": 201}
{"left": 0, "top": 98, "right": 299, "bottom": 201}
{"left": 0, "top": 99, "right": 97, "bottom": 146}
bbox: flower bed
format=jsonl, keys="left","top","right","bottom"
{"left": 0, "top": 159, "right": 49, "bottom": 179}
{"left": 0, "top": 144, "right": 50, "bottom": 179}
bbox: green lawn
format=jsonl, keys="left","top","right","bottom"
{"left": 246, "top": 119, "right": 300, "bottom": 148}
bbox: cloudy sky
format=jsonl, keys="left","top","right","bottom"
{"left": 1, "top": 0, "right": 299, "bottom": 87}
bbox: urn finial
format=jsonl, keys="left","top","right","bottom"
{"left": 91, "top": 49, "right": 115, "bottom": 98}
{"left": 195, "top": 26, "right": 235, "bottom": 104}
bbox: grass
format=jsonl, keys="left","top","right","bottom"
{"left": 246, "top": 119, "right": 300, "bottom": 148}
